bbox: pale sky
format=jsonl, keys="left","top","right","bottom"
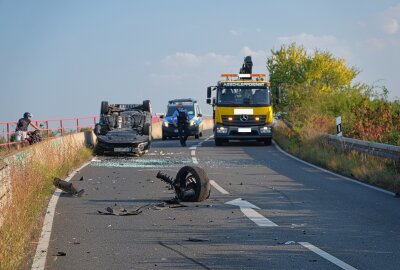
{"left": 1, "top": 0, "right": 400, "bottom": 122}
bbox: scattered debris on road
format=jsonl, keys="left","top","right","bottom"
{"left": 53, "top": 178, "right": 84, "bottom": 196}
{"left": 97, "top": 206, "right": 143, "bottom": 216}
{"left": 156, "top": 166, "right": 211, "bottom": 202}
{"left": 187, "top": 237, "right": 210, "bottom": 242}
{"left": 53, "top": 251, "right": 66, "bottom": 257}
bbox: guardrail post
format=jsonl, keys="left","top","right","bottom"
{"left": 76, "top": 118, "right": 80, "bottom": 133}
{"left": 7, "top": 123, "right": 10, "bottom": 149}
{"left": 60, "top": 120, "right": 64, "bottom": 136}
{"left": 46, "top": 121, "right": 49, "bottom": 137}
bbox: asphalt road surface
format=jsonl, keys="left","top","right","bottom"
{"left": 43, "top": 130, "right": 400, "bottom": 270}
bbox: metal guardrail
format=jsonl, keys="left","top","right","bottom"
{"left": 0, "top": 116, "right": 97, "bottom": 148}
{"left": 278, "top": 119, "right": 400, "bottom": 161}
{"left": 325, "top": 135, "right": 400, "bottom": 161}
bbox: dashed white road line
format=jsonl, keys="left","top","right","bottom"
{"left": 191, "top": 150, "right": 196, "bottom": 156}
{"left": 31, "top": 161, "right": 91, "bottom": 270}
{"left": 299, "top": 242, "right": 358, "bottom": 270}
{"left": 226, "top": 198, "right": 278, "bottom": 227}
{"left": 210, "top": 180, "right": 230, "bottom": 194}
{"left": 192, "top": 157, "right": 199, "bottom": 164}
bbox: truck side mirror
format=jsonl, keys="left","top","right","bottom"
{"left": 207, "top": 87, "right": 212, "bottom": 98}
{"left": 206, "top": 98, "right": 211, "bottom": 104}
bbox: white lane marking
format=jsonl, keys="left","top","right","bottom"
{"left": 240, "top": 208, "right": 278, "bottom": 227}
{"left": 225, "top": 198, "right": 278, "bottom": 227}
{"left": 191, "top": 150, "right": 196, "bottom": 156}
{"left": 210, "top": 180, "right": 230, "bottom": 194}
{"left": 299, "top": 242, "right": 358, "bottom": 270}
{"left": 192, "top": 157, "right": 198, "bottom": 164}
{"left": 273, "top": 141, "right": 396, "bottom": 196}
{"left": 31, "top": 161, "right": 91, "bottom": 270}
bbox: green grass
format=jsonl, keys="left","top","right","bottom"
{"left": 274, "top": 122, "right": 400, "bottom": 194}
{"left": 0, "top": 136, "right": 93, "bottom": 270}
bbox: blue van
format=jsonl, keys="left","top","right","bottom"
{"left": 161, "top": 98, "right": 204, "bottom": 140}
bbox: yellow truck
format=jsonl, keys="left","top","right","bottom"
{"left": 206, "top": 56, "right": 274, "bottom": 146}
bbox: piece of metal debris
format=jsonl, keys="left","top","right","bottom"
{"left": 97, "top": 206, "right": 143, "bottom": 216}
{"left": 53, "top": 178, "right": 84, "bottom": 196}
{"left": 156, "top": 166, "right": 211, "bottom": 202}
{"left": 54, "top": 251, "right": 66, "bottom": 256}
{"left": 187, "top": 237, "right": 210, "bottom": 242}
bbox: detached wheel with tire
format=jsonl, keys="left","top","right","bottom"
{"left": 176, "top": 166, "right": 211, "bottom": 202}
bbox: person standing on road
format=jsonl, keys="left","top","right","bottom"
{"left": 172, "top": 102, "right": 190, "bottom": 147}
{"left": 15, "top": 112, "right": 40, "bottom": 149}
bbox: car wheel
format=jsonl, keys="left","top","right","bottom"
{"left": 176, "top": 166, "right": 211, "bottom": 202}
{"left": 100, "top": 101, "right": 108, "bottom": 115}
{"left": 142, "top": 100, "right": 152, "bottom": 113}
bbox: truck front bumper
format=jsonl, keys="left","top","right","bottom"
{"left": 214, "top": 124, "right": 272, "bottom": 140}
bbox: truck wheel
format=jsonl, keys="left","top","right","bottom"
{"left": 264, "top": 138, "right": 272, "bottom": 146}
{"left": 142, "top": 100, "right": 152, "bottom": 113}
{"left": 215, "top": 138, "right": 223, "bottom": 146}
{"left": 176, "top": 166, "right": 211, "bottom": 202}
{"left": 100, "top": 101, "right": 108, "bottom": 115}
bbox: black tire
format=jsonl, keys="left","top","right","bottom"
{"left": 199, "top": 132, "right": 203, "bottom": 137}
{"left": 94, "top": 124, "right": 101, "bottom": 135}
{"left": 215, "top": 138, "right": 224, "bottom": 146}
{"left": 143, "top": 123, "right": 151, "bottom": 136}
{"left": 100, "top": 101, "right": 108, "bottom": 115}
{"left": 195, "top": 134, "right": 199, "bottom": 139}
{"left": 162, "top": 133, "right": 167, "bottom": 140}
{"left": 142, "top": 100, "right": 151, "bottom": 113}
{"left": 176, "top": 166, "right": 211, "bottom": 202}
{"left": 264, "top": 138, "right": 272, "bottom": 146}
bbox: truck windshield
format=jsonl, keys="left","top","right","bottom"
{"left": 166, "top": 105, "right": 195, "bottom": 116}
{"left": 217, "top": 88, "right": 270, "bottom": 106}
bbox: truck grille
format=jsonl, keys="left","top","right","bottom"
{"left": 222, "top": 115, "right": 266, "bottom": 126}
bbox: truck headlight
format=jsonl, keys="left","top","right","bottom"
{"left": 163, "top": 121, "right": 169, "bottom": 127}
{"left": 260, "top": 126, "right": 272, "bottom": 134}
{"left": 216, "top": 126, "right": 228, "bottom": 134}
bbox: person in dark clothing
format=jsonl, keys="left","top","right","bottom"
{"left": 171, "top": 103, "right": 190, "bottom": 147}
{"left": 15, "top": 112, "right": 40, "bottom": 149}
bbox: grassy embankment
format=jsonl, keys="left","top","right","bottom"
{"left": 274, "top": 121, "right": 400, "bottom": 194}
{"left": 0, "top": 134, "right": 92, "bottom": 270}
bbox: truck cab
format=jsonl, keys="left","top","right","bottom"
{"left": 207, "top": 59, "right": 274, "bottom": 146}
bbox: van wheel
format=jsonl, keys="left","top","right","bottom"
{"left": 195, "top": 134, "right": 199, "bottom": 139}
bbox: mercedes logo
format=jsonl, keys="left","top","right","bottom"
{"left": 240, "top": 115, "right": 249, "bottom": 122}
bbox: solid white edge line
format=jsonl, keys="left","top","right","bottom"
{"left": 210, "top": 180, "right": 230, "bottom": 194}
{"left": 299, "top": 242, "right": 357, "bottom": 270}
{"left": 240, "top": 207, "right": 278, "bottom": 227}
{"left": 31, "top": 161, "right": 91, "bottom": 270}
{"left": 273, "top": 141, "right": 396, "bottom": 196}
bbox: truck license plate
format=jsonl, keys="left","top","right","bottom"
{"left": 114, "top": 147, "right": 131, "bottom": 152}
{"left": 238, "top": 128, "right": 251, "bottom": 133}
